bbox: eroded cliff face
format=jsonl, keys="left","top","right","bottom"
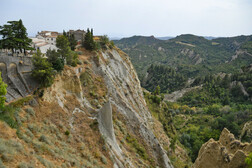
{"left": 0, "top": 47, "right": 173, "bottom": 168}
{"left": 193, "top": 128, "right": 252, "bottom": 168}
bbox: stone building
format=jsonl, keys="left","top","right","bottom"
{"left": 68, "top": 29, "right": 86, "bottom": 41}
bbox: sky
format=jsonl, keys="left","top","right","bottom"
{"left": 0, "top": 0, "right": 252, "bottom": 38}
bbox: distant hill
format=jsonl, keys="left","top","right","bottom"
{"left": 114, "top": 34, "right": 252, "bottom": 83}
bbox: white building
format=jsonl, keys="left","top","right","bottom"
{"left": 31, "top": 31, "right": 59, "bottom": 54}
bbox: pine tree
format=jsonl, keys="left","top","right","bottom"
{"left": 82, "top": 28, "right": 97, "bottom": 50}
{"left": 0, "top": 19, "right": 32, "bottom": 55}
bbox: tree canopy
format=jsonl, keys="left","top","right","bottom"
{"left": 0, "top": 19, "right": 32, "bottom": 55}
{"left": 32, "top": 50, "right": 55, "bottom": 87}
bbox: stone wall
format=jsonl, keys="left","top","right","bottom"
{"left": 0, "top": 54, "right": 38, "bottom": 102}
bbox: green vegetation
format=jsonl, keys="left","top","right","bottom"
{"left": 144, "top": 68, "right": 252, "bottom": 162}
{"left": 82, "top": 28, "right": 98, "bottom": 51}
{"left": 143, "top": 64, "right": 187, "bottom": 93}
{"left": 33, "top": 33, "right": 80, "bottom": 87}
{"left": 0, "top": 19, "right": 32, "bottom": 55}
{"left": 246, "top": 153, "right": 252, "bottom": 168}
{"left": 46, "top": 49, "right": 64, "bottom": 72}
{"left": 0, "top": 96, "right": 34, "bottom": 129}
{"left": 125, "top": 133, "right": 148, "bottom": 160}
{"left": 114, "top": 34, "right": 252, "bottom": 90}
{"left": 63, "top": 30, "right": 77, "bottom": 51}
{"left": 0, "top": 72, "right": 7, "bottom": 110}
{"left": 56, "top": 35, "right": 78, "bottom": 66}
{"left": 31, "top": 50, "right": 55, "bottom": 87}
{"left": 180, "top": 65, "right": 252, "bottom": 107}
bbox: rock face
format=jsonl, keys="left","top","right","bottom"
{"left": 37, "top": 48, "right": 173, "bottom": 167}
{"left": 240, "top": 121, "right": 252, "bottom": 142}
{"left": 193, "top": 128, "right": 252, "bottom": 168}
{"left": 95, "top": 49, "right": 173, "bottom": 167}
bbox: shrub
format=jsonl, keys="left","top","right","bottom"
{"left": 101, "top": 155, "right": 107, "bottom": 164}
{"left": 65, "top": 130, "right": 70, "bottom": 136}
{"left": 39, "top": 135, "right": 50, "bottom": 144}
{"left": 80, "top": 71, "right": 92, "bottom": 86}
{"left": 126, "top": 134, "right": 148, "bottom": 160}
{"left": 245, "top": 152, "right": 252, "bottom": 168}
{"left": 25, "top": 108, "right": 35, "bottom": 116}
{"left": 0, "top": 72, "right": 7, "bottom": 110}
{"left": 0, "top": 158, "right": 5, "bottom": 168}
{"left": 0, "top": 106, "right": 20, "bottom": 129}
{"left": 18, "top": 162, "right": 29, "bottom": 168}
{"left": 25, "top": 129, "right": 34, "bottom": 138}
{"left": 36, "top": 155, "right": 54, "bottom": 168}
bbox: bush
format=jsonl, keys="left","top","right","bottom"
{"left": 25, "top": 108, "right": 35, "bottom": 116}
{"left": 101, "top": 155, "right": 107, "bottom": 164}
{"left": 99, "top": 35, "right": 109, "bottom": 49}
{"left": 0, "top": 158, "right": 5, "bottom": 168}
{"left": 39, "top": 135, "right": 50, "bottom": 144}
{"left": 0, "top": 72, "right": 7, "bottom": 110}
{"left": 65, "top": 130, "right": 70, "bottom": 136}
{"left": 126, "top": 134, "right": 148, "bottom": 160}
{"left": 18, "top": 162, "right": 30, "bottom": 168}
{"left": 36, "top": 155, "right": 54, "bottom": 168}
{"left": 246, "top": 152, "right": 252, "bottom": 168}
{"left": 0, "top": 106, "right": 20, "bottom": 129}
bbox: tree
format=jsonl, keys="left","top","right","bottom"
{"left": 56, "top": 35, "right": 71, "bottom": 59}
{"left": 32, "top": 50, "right": 55, "bottom": 87}
{"left": 68, "top": 34, "right": 77, "bottom": 51}
{"left": 99, "top": 35, "right": 109, "bottom": 48}
{"left": 0, "top": 19, "right": 32, "bottom": 55}
{"left": 0, "top": 72, "right": 7, "bottom": 110}
{"left": 154, "top": 85, "right": 160, "bottom": 95}
{"left": 46, "top": 49, "right": 64, "bottom": 72}
{"left": 63, "top": 30, "right": 77, "bottom": 51}
{"left": 82, "top": 28, "right": 97, "bottom": 50}
{"left": 0, "top": 23, "right": 16, "bottom": 53}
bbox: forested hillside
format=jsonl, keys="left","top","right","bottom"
{"left": 114, "top": 34, "right": 252, "bottom": 85}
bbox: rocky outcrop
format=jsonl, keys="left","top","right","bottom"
{"left": 193, "top": 128, "right": 252, "bottom": 168}
{"left": 240, "top": 121, "right": 252, "bottom": 142}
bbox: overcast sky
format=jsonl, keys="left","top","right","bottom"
{"left": 0, "top": 0, "right": 252, "bottom": 38}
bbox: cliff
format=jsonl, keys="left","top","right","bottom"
{"left": 0, "top": 48, "right": 173, "bottom": 168}
{"left": 193, "top": 128, "right": 252, "bottom": 168}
